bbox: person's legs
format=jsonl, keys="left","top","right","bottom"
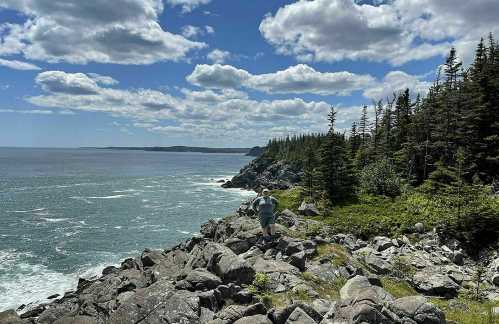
{"left": 270, "top": 224, "right": 276, "bottom": 236}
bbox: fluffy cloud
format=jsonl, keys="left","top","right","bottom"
{"left": 166, "top": 0, "right": 211, "bottom": 13}
{"left": 363, "top": 71, "right": 432, "bottom": 100}
{"left": 260, "top": 0, "right": 499, "bottom": 65}
{"left": 207, "top": 49, "right": 232, "bottom": 64}
{"left": 181, "top": 25, "right": 214, "bottom": 39}
{"left": 27, "top": 70, "right": 336, "bottom": 141}
{"left": 187, "top": 63, "right": 376, "bottom": 96}
{"left": 0, "top": 0, "right": 205, "bottom": 65}
{"left": 0, "top": 58, "right": 41, "bottom": 70}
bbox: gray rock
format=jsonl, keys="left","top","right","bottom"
{"left": 364, "top": 254, "right": 392, "bottom": 274}
{"left": 225, "top": 237, "right": 251, "bottom": 254}
{"left": 269, "top": 303, "right": 322, "bottom": 324}
{"left": 285, "top": 307, "right": 316, "bottom": 324}
{"left": 311, "top": 299, "right": 334, "bottom": 316}
{"left": 389, "top": 296, "right": 445, "bottom": 324}
{"left": 210, "top": 249, "right": 255, "bottom": 285}
{"left": 288, "top": 251, "right": 306, "bottom": 272}
{"left": 279, "top": 209, "right": 300, "bottom": 227}
{"left": 141, "top": 248, "right": 164, "bottom": 267}
{"left": 492, "top": 274, "right": 499, "bottom": 286}
{"left": 184, "top": 269, "right": 223, "bottom": 290}
{"left": 340, "top": 275, "right": 394, "bottom": 304}
{"left": 253, "top": 258, "right": 300, "bottom": 275}
{"left": 233, "top": 314, "right": 272, "bottom": 324}
{"left": 413, "top": 271, "right": 460, "bottom": 297}
{"left": 414, "top": 223, "right": 425, "bottom": 233}
{"left": 452, "top": 250, "right": 464, "bottom": 265}
{"left": 109, "top": 279, "right": 200, "bottom": 323}
{"left": 0, "top": 310, "right": 24, "bottom": 324}
{"left": 373, "top": 236, "right": 394, "bottom": 252}
{"left": 298, "top": 201, "right": 320, "bottom": 216}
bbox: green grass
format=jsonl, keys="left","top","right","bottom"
{"left": 431, "top": 298, "right": 499, "bottom": 324}
{"left": 315, "top": 243, "right": 350, "bottom": 267}
{"left": 301, "top": 271, "right": 346, "bottom": 300}
{"left": 271, "top": 186, "right": 305, "bottom": 213}
{"left": 380, "top": 277, "right": 418, "bottom": 298}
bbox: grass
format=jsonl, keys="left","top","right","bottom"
{"left": 315, "top": 243, "right": 350, "bottom": 267}
{"left": 431, "top": 298, "right": 499, "bottom": 324}
{"left": 301, "top": 271, "right": 346, "bottom": 300}
{"left": 380, "top": 277, "right": 418, "bottom": 298}
{"left": 271, "top": 186, "right": 305, "bottom": 213}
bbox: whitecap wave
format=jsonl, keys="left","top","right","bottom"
{"left": 86, "top": 194, "right": 131, "bottom": 199}
{"left": 40, "top": 218, "right": 69, "bottom": 223}
{"left": 6, "top": 208, "right": 46, "bottom": 213}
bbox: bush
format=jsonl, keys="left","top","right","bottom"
{"left": 359, "top": 159, "right": 401, "bottom": 197}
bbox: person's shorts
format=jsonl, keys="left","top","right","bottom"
{"left": 259, "top": 213, "right": 275, "bottom": 228}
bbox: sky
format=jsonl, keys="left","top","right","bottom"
{"left": 0, "top": 0, "right": 498, "bottom": 148}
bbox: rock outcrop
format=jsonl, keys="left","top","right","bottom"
{"left": 222, "top": 157, "right": 302, "bottom": 190}
{"left": 4, "top": 205, "right": 499, "bottom": 323}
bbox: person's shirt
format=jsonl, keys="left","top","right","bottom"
{"left": 252, "top": 196, "right": 279, "bottom": 216}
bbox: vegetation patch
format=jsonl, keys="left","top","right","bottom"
{"left": 380, "top": 277, "right": 418, "bottom": 298}
{"left": 271, "top": 186, "right": 305, "bottom": 213}
{"left": 315, "top": 243, "right": 350, "bottom": 267}
{"left": 430, "top": 298, "right": 499, "bottom": 324}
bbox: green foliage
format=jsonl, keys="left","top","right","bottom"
{"left": 251, "top": 272, "right": 271, "bottom": 292}
{"left": 431, "top": 297, "right": 499, "bottom": 324}
{"left": 315, "top": 243, "right": 350, "bottom": 267}
{"left": 359, "top": 159, "right": 401, "bottom": 197}
{"left": 270, "top": 186, "right": 305, "bottom": 212}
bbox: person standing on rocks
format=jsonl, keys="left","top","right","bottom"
{"left": 252, "top": 188, "right": 279, "bottom": 243}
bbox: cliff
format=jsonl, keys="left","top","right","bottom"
{"left": 3, "top": 200, "right": 499, "bottom": 323}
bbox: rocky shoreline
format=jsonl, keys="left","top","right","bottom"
{"left": 2, "top": 196, "right": 499, "bottom": 323}
{"left": 222, "top": 157, "right": 302, "bottom": 191}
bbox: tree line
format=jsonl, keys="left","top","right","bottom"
{"left": 263, "top": 35, "right": 499, "bottom": 206}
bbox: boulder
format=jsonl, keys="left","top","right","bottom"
{"left": 413, "top": 271, "right": 460, "bottom": 297}
{"left": 109, "top": 279, "right": 201, "bottom": 323}
{"left": 210, "top": 249, "right": 255, "bottom": 285}
{"left": 364, "top": 254, "right": 392, "bottom": 274}
{"left": 373, "top": 236, "right": 394, "bottom": 252}
{"left": 414, "top": 222, "right": 425, "bottom": 233}
{"left": 279, "top": 209, "right": 300, "bottom": 227}
{"left": 285, "top": 307, "right": 317, "bottom": 324}
{"left": 298, "top": 202, "right": 320, "bottom": 216}
{"left": 452, "top": 250, "right": 464, "bottom": 266}
{"left": 492, "top": 274, "right": 499, "bottom": 286}
{"left": 141, "top": 248, "right": 164, "bottom": 267}
{"left": 0, "top": 310, "right": 24, "bottom": 324}
{"left": 269, "top": 303, "right": 323, "bottom": 324}
{"left": 389, "top": 296, "right": 445, "bottom": 324}
{"left": 288, "top": 251, "right": 306, "bottom": 272}
{"left": 184, "top": 269, "right": 223, "bottom": 290}
{"left": 253, "top": 258, "right": 299, "bottom": 275}
{"left": 340, "top": 275, "right": 394, "bottom": 304}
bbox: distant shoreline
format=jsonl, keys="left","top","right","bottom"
{"left": 83, "top": 146, "right": 259, "bottom": 155}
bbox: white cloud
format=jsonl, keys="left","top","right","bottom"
{"left": 259, "top": 0, "right": 499, "bottom": 65}
{"left": 0, "top": 0, "right": 205, "bottom": 65}
{"left": 0, "top": 58, "right": 41, "bottom": 70}
{"left": 0, "top": 108, "right": 53, "bottom": 114}
{"left": 27, "top": 70, "right": 337, "bottom": 142}
{"left": 187, "top": 63, "right": 376, "bottom": 96}
{"left": 206, "top": 49, "right": 232, "bottom": 64}
{"left": 363, "top": 71, "right": 432, "bottom": 100}
{"left": 166, "top": 0, "right": 211, "bottom": 13}
{"left": 205, "top": 26, "right": 215, "bottom": 34}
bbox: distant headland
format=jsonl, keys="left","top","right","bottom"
{"left": 83, "top": 146, "right": 265, "bottom": 156}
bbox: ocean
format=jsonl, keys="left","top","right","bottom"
{"left": 0, "top": 148, "right": 255, "bottom": 311}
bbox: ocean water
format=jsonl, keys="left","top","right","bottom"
{"left": 0, "top": 148, "right": 255, "bottom": 311}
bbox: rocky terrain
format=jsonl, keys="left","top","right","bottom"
{"left": 222, "top": 157, "right": 302, "bottom": 191}
{"left": 2, "top": 199, "right": 499, "bottom": 324}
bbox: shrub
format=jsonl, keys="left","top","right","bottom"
{"left": 359, "top": 159, "right": 401, "bottom": 197}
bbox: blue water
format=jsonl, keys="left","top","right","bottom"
{"left": 0, "top": 148, "right": 254, "bottom": 311}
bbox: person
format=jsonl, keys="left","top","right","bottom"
{"left": 252, "top": 188, "right": 279, "bottom": 243}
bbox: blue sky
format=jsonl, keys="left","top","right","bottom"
{"left": 0, "top": 0, "right": 498, "bottom": 147}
